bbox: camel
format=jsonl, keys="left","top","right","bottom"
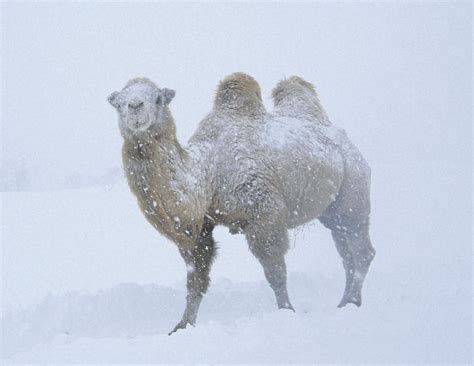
{"left": 107, "top": 73, "right": 375, "bottom": 334}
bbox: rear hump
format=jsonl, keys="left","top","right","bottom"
{"left": 272, "top": 76, "right": 330, "bottom": 124}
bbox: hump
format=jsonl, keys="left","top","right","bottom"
{"left": 272, "top": 75, "right": 317, "bottom": 104}
{"left": 214, "top": 72, "right": 265, "bottom": 115}
{"left": 272, "top": 75, "right": 330, "bottom": 124}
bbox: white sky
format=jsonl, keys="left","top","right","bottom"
{"left": 1, "top": 2, "right": 471, "bottom": 188}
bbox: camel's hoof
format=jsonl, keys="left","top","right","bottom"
{"left": 168, "top": 320, "right": 194, "bottom": 336}
{"left": 337, "top": 295, "right": 361, "bottom": 308}
{"left": 278, "top": 303, "right": 296, "bottom": 312}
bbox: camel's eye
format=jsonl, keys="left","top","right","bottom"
{"left": 114, "top": 100, "right": 123, "bottom": 111}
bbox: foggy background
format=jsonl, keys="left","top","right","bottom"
{"left": 1, "top": 1, "right": 472, "bottom": 363}
{"left": 2, "top": 2, "right": 470, "bottom": 190}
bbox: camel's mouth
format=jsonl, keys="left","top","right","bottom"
{"left": 127, "top": 118, "right": 151, "bottom": 132}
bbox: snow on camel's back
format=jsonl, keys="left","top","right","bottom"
{"left": 107, "top": 72, "right": 376, "bottom": 335}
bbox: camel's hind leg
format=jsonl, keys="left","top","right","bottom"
{"left": 320, "top": 212, "right": 375, "bottom": 308}
{"left": 245, "top": 224, "right": 294, "bottom": 311}
{"left": 320, "top": 146, "right": 376, "bottom": 307}
{"left": 169, "top": 222, "right": 216, "bottom": 335}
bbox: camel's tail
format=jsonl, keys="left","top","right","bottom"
{"left": 272, "top": 76, "right": 330, "bottom": 124}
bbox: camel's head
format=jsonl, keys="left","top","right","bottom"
{"left": 107, "top": 77, "right": 175, "bottom": 137}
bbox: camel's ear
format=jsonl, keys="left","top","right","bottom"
{"left": 159, "top": 88, "right": 176, "bottom": 105}
{"left": 107, "top": 91, "right": 120, "bottom": 108}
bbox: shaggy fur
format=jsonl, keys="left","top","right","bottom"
{"left": 214, "top": 72, "right": 265, "bottom": 116}
{"left": 272, "top": 75, "right": 330, "bottom": 125}
{"left": 107, "top": 73, "right": 375, "bottom": 335}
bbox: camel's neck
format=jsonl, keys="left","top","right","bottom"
{"left": 122, "top": 126, "right": 206, "bottom": 246}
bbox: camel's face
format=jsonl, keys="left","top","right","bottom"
{"left": 108, "top": 79, "right": 175, "bottom": 137}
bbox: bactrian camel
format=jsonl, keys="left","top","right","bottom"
{"left": 107, "top": 73, "right": 376, "bottom": 334}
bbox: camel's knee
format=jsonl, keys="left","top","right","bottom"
{"left": 180, "top": 227, "right": 217, "bottom": 296}
{"left": 350, "top": 226, "right": 375, "bottom": 259}
{"left": 185, "top": 261, "right": 211, "bottom": 295}
{"left": 322, "top": 210, "right": 375, "bottom": 281}
{"left": 364, "top": 244, "right": 376, "bottom": 263}
{"left": 354, "top": 244, "right": 375, "bottom": 274}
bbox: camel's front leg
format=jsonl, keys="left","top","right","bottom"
{"left": 245, "top": 223, "right": 294, "bottom": 311}
{"left": 169, "top": 223, "right": 216, "bottom": 335}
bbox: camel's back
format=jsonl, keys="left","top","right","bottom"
{"left": 189, "top": 111, "right": 345, "bottom": 228}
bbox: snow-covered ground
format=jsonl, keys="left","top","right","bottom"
{"left": 2, "top": 161, "right": 471, "bottom": 363}
{"left": 1, "top": 2, "right": 471, "bottom": 364}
